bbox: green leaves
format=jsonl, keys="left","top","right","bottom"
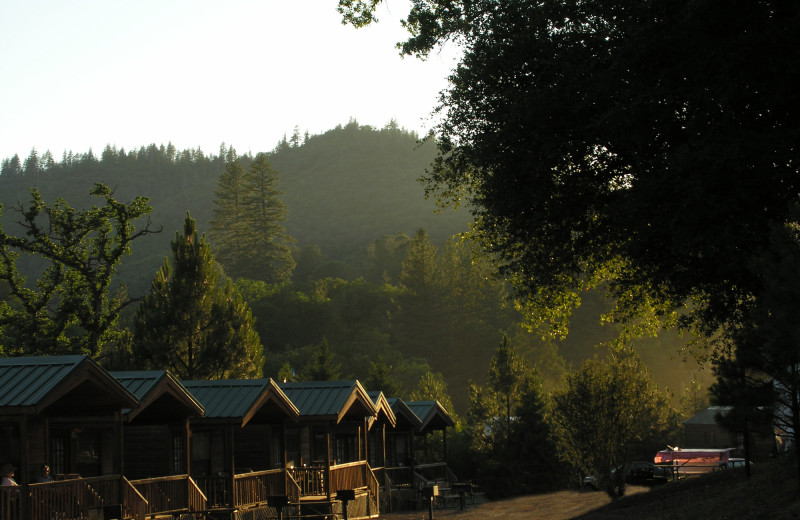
{"left": 0, "top": 183, "right": 156, "bottom": 357}
{"left": 551, "top": 348, "right": 680, "bottom": 496}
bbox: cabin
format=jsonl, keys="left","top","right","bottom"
{"left": 112, "top": 371, "right": 207, "bottom": 517}
{"left": 278, "top": 380, "right": 379, "bottom": 519}
{"left": 112, "top": 370, "right": 205, "bottom": 479}
{"left": 181, "top": 378, "right": 300, "bottom": 516}
{"left": 404, "top": 400, "right": 457, "bottom": 484}
{"left": 0, "top": 355, "right": 141, "bottom": 520}
{"left": 366, "top": 391, "right": 397, "bottom": 511}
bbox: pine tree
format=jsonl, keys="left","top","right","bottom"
{"left": 210, "top": 154, "right": 295, "bottom": 282}
{"left": 244, "top": 153, "right": 295, "bottom": 282}
{"left": 132, "top": 214, "right": 263, "bottom": 379}
{"left": 302, "top": 337, "right": 340, "bottom": 381}
{"left": 487, "top": 335, "right": 528, "bottom": 449}
{"left": 393, "top": 229, "right": 449, "bottom": 358}
{"left": 210, "top": 160, "right": 249, "bottom": 275}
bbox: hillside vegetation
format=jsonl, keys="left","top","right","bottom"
{"left": 0, "top": 122, "right": 706, "bottom": 413}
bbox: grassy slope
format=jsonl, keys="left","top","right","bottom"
{"left": 577, "top": 455, "right": 800, "bottom": 520}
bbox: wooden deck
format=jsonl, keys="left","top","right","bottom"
{"left": 1, "top": 462, "right": 382, "bottom": 520}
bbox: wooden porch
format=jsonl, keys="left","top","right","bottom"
{"left": 2, "top": 473, "right": 207, "bottom": 520}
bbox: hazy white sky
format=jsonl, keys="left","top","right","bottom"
{"left": 0, "top": 0, "right": 458, "bottom": 160}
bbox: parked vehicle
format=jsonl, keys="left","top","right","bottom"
{"left": 623, "top": 461, "right": 669, "bottom": 486}
{"left": 654, "top": 448, "right": 735, "bottom": 475}
{"left": 725, "top": 458, "right": 753, "bottom": 469}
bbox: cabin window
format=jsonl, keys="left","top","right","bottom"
{"left": 271, "top": 428, "right": 282, "bottom": 468}
{"left": 334, "top": 433, "right": 358, "bottom": 464}
{"left": 312, "top": 429, "right": 327, "bottom": 464}
{"left": 388, "top": 434, "right": 409, "bottom": 467}
{"left": 173, "top": 433, "right": 186, "bottom": 474}
{"left": 50, "top": 430, "right": 69, "bottom": 475}
{"left": 285, "top": 427, "right": 299, "bottom": 467}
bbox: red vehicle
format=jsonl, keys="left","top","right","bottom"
{"left": 654, "top": 448, "right": 735, "bottom": 475}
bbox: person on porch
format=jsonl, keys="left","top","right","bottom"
{"left": 36, "top": 464, "right": 54, "bottom": 483}
{"left": 0, "top": 464, "right": 18, "bottom": 486}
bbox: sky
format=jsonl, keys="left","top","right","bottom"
{"left": 0, "top": 0, "right": 459, "bottom": 161}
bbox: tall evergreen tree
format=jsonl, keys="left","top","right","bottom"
{"left": 210, "top": 160, "right": 249, "bottom": 275}
{"left": 393, "top": 228, "right": 448, "bottom": 358}
{"left": 132, "top": 214, "right": 262, "bottom": 379}
{"left": 210, "top": 154, "right": 295, "bottom": 282}
{"left": 301, "top": 337, "right": 340, "bottom": 381}
{"left": 487, "top": 335, "right": 528, "bottom": 449}
{"left": 245, "top": 153, "right": 295, "bottom": 282}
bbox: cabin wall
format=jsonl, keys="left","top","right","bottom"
{"left": 235, "top": 425, "right": 271, "bottom": 471}
{"left": 123, "top": 425, "right": 172, "bottom": 479}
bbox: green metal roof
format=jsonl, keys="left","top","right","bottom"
{"left": 182, "top": 378, "right": 298, "bottom": 426}
{"left": 0, "top": 355, "right": 138, "bottom": 413}
{"left": 111, "top": 370, "right": 204, "bottom": 421}
{"left": 387, "top": 397, "right": 423, "bottom": 430}
{"left": 405, "top": 400, "right": 455, "bottom": 431}
{"left": 279, "top": 380, "right": 377, "bottom": 423}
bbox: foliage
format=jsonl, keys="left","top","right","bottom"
{"left": 410, "top": 370, "right": 456, "bottom": 420}
{"left": 340, "top": 0, "right": 800, "bottom": 344}
{"left": 131, "top": 214, "right": 262, "bottom": 379}
{"left": 460, "top": 336, "right": 564, "bottom": 497}
{"left": 487, "top": 335, "right": 528, "bottom": 448}
{"left": 210, "top": 153, "right": 295, "bottom": 283}
{"left": 0, "top": 183, "right": 157, "bottom": 357}
{"left": 300, "top": 337, "right": 341, "bottom": 381}
{"left": 364, "top": 357, "right": 402, "bottom": 397}
{"left": 551, "top": 348, "right": 681, "bottom": 497}
{"left": 711, "top": 219, "right": 800, "bottom": 481}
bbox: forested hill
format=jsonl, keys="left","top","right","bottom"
{"left": 273, "top": 121, "right": 469, "bottom": 258}
{"left": 0, "top": 122, "right": 471, "bottom": 295}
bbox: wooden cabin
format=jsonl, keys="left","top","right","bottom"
{"left": 278, "top": 380, "right": 379, "bottom": 519}
{"left": 383, "top": 397, "right": 423, "bottom": 490}
{"left": 366, "top": 391, "right": 396, "bottom": 511}
{"left": 181, "top": 378, "right": 300, "bottom": 514}
{"left": 0, "top": 355, "right": 141, "bottom": 520}
{"left": 112, "top": 370, "right": 204, "bottom": 479}
{"left": 112, "top": 371, "right": 207, "bottom": 518}
{"left": 366, "top": 391, "right": 396, "bottom": 472}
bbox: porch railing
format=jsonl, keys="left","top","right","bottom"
{"left": 288, "top": 466, "right": 326, "bottom": 497}
{"left": 194, "top": 476, "right": 229, "bottom": 509}
{"left": 415, "top": 462, "right": 457, "bottom": 486}
{"left": 29, "top": 475, "right": 148, "bottom": 520}
{"left": 1, "top": 486, "right": 20, "bottom": 520}
{"left": 384, "top": 466, "right": 413, "bottom": 488}
{"left": 288, "top": 461, "right": 380, "bottom": 499}
{"left": 233, "top": 469, "right": 286, "bottom": 507}
{"left": 130, "top": 474, "right": 206, "bottom": 515}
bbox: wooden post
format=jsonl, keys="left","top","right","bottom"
{"left": 227, "top": 424, "right": 236, "bottom": 508}
{"left": 20, "top": 417, "right": 30, "bottom": 520}
{"left": 184, "top": 417, "right": 192, "bottom": 476}
{"left": 443, "top": 428, "right": 448, "bottom": 463}
{"left": 326, "top": 422, "right": 332, "bottom": 500}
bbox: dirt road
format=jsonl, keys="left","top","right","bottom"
{"left": 381, "top": 488, "right": 647, "bottom": 520}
